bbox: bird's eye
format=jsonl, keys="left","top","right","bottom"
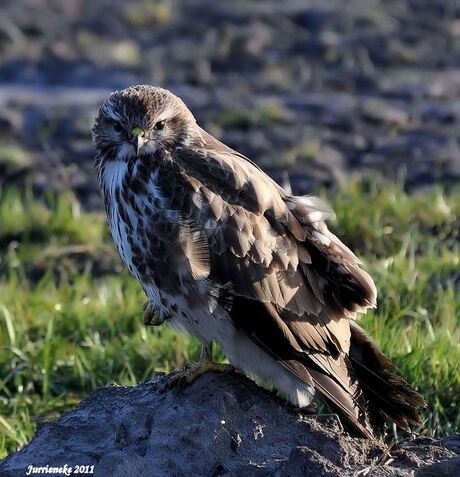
{"left": 113, "top": 122, "right": 124, "bottom": 133}
{"left": 154, "top": 120, "right": 166, "bottom": 131}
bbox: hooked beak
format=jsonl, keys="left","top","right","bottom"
{"left": 131, "top": 127, "right": 146, "bottom": 156}
{"left": 133, "top": 135, "right": 146, "bottom": 156}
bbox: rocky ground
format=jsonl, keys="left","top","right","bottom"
{"left": 0, "top": 372, "right": 458, "bottom": 477}
{"left": 0, "top": 0, "right": 459, "bottom": 209}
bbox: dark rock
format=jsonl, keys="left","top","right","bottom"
{"left": 440, "top": 434, "right": 460, "bottom": 454}
{"left": 0, "top": 373, "right": 458, "bottom": 477}
{"left": 416, "top": 456, "right": 460, "bottom": 477}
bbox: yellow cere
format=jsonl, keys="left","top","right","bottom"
{"left": 132, "top": 126, "right": 144, "bottom": 137}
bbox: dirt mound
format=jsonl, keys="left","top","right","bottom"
{"left": 0, "top": 372, "right": 458, "bottom": 476}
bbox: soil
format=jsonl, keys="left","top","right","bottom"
{"left": 0, "top": 372, "right": 458, "bottom": 477}
{"left": 0, "top": 0, "right": 459, "bottom": 209}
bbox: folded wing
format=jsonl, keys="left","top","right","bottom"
{"left": 173, "top": 133, "right": 424, "bottom": 437}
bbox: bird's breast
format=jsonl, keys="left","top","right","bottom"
{"left": 101, "top": 157, "right": 198, "bottom": 313}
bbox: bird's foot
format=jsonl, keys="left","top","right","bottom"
{"left": 166, "top": 359, "right": 234, "bottom": 389}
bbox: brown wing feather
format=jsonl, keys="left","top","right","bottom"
{"left": 173, "top": 137, "right": 424, "bottom": 437}
{"left": 230, "top": 296, "right": 373, "bottom": 438}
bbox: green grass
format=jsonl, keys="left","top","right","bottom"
{"left": 0, "top": 179, "right": 459, "bottom": 457}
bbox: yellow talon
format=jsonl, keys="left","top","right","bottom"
{"left": 166, "top": 343, "right": 234, "bottom": 388}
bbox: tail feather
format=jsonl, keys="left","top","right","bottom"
{"left": 285, "top": 194, "right": 425, "bottom": 435}
{"left": 348, "top": 322, "right": 427, "bottom": 432}
{"left": 304, "top": 325, "right": 426, "bottom": 438}
{"left": 308, "top": 366, "right": 374, "bottom": 439}
{"left": 231, "top": 295, "right": 426, "bottom": 438}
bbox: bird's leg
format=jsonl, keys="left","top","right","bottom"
{"left": 166, "top": 343, "right": 234, "bottom": 388}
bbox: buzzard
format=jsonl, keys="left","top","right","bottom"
{"left": 92, "top": 85, "right": 425, "bottom": 438}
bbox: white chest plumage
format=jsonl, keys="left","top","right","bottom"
{"left": 103, "top": 161, "right": 136, "bottom": 271}
{"left": 101, "top": 160, "right": 168, "bottom": 311}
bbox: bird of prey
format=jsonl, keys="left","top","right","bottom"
{"left": 92, "top": 85, "right": 425, "bottom": 438}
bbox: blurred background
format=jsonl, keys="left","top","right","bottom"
{"left": 0, "top": 0, "right": 459, "bottom": 456}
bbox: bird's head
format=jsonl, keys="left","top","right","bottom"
{"left": 92, "top": 85, "right": 196, "bottom": 163}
